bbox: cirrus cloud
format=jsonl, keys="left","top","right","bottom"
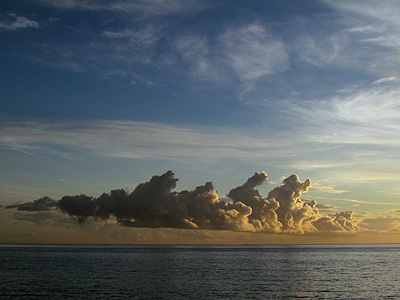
{"left": 0, "top": 13, "right": 39, "bottom": 31}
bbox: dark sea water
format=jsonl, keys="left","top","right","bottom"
{"left": 1, "top": 244, "right": 399, "bottom": 299}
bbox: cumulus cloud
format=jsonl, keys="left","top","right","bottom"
{"left": 7, "top": 171, "right": 361, "bottom": 235}
{"left": 313, "top": 211, "right": 359, "bottom": 233}
{"left": 0, "top": 13, "right": 39, "bottom": 31}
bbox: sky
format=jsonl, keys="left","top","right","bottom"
{"left": 1, "top": 0, "right": 400, "bottom": 244}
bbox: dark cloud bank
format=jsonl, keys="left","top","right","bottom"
{"left": 7, "top": 171, "right": 359, "bottom": 234}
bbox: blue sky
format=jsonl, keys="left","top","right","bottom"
{"left": 1, "top": 0, "right": 400, "bottom": 244}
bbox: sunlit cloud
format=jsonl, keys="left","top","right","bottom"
{"left": 310, "top": 183, "right": 349, "bottom": 194}
{"left": 7, "top": 171, "right": 361, "bottom": 235}
{"left": 372, "top": 76, "right": 398, "bottom": 84}
{"left": 313, "top": 196, "right": 399, "bottom": 207}
{"left": 315, "top": 203, "right": 342, "bottom": 214}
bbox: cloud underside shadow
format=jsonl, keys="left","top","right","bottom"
{"left": 7, "top": 171, "right": 359, "bottom": 235}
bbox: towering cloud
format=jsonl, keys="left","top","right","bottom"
{"left": 228, "top": 172, "right": 281, "bottom": 232}
{"left": 7, "top": 171, "right": 360, "bottom": 234}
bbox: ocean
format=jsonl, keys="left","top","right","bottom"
{"left": 1, "top": 244, "right": 399, "bottom": 299}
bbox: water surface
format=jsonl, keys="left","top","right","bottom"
{"left": 1, "top": 244, "right": 399, "bottom": 299}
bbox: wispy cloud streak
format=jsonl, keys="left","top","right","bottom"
{"left": 36, "top": 0, "right": 207, "bottom": 16}
{"left": 0, "top": 13, "right": 39, "bottom": 31}
{"left": 286, "top": 85, "right": 400, "bottom": 145}
{"left": 0, "top": 119, "right": 294, "bottom": 162}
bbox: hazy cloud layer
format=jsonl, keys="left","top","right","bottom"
{"left": 355, "top": 209, "right": 400, "bottom": 233}
{"left": 8, "top": 171, "right": 360, "bottom": 235}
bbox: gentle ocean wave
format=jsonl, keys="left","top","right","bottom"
{"left": 1, "top": 244, "right": 399, "bottom": 299}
